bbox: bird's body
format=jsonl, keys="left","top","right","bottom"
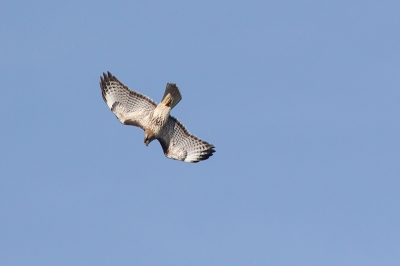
{"left": 100, "top": 72, "right": 215, "bottom": 163}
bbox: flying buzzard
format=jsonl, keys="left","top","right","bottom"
{"left": 100, "top": 72, "right": 215, "bottom": 163}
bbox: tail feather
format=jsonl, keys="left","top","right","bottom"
{"left": 161, "top": 83, "right": 182, "bottom": 109}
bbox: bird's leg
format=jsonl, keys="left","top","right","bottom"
{"left": 164, "top": 97, "right": 172, "bottom": 107}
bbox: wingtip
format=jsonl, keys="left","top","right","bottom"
{"left": 100, "top": 71, "right": 115, "bottom": 81}
{"left": 107, "top": 71, "right": 113, "bottom": 79}
{"left": 190, "top": 144, "right": 216, "bottom": 163}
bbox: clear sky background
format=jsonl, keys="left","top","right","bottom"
{"left": 1, "top": 1, "right": 399, "bottom": 265}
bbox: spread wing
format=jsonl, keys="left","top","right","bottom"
{"left": 100, "top": 72, "right": 157, "bottom": 129}
{"left": 157, "top": 116, "right": 215, "bottom": 163}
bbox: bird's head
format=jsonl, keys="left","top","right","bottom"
{"left": 144, "top": 131, "right": 155, "bottom": 146}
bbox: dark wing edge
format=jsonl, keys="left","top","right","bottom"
{"left": 157, "top": 116, "right": 215, "bottom": 163}
{"left": 100, "top": 71, "right": 157, "bottom": 128}
{"left": 100, "top": 71, "right": 157, "bottom": 111}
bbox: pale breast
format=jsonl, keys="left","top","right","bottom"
{"left": 149, "top": 105, "right": 171, "bottom": 136}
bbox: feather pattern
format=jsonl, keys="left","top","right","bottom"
{"left": 100, "top": 72, "right": 156, "bottom": 129}
{"left": 158, "top": 117, "right": 215, "bottom": 163}
{"left": 100, "top": 71, "right": 215, "bottom": 163}
{"left": 100, "top": 72, "right": 156, "bottom": 112}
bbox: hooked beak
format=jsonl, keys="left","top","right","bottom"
{"left": 144, "top": 131, "right": 153, "bottom": 146}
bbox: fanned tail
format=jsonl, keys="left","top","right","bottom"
{"left": 161, "top": 83, "right": 182, "bottom": 109}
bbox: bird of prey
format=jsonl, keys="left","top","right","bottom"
{"left": 100, "top": 72, "right": 215, "bottom": 163}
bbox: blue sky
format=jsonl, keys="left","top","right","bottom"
{"left": 1, "top": 1, "right": 399, "bottom": 265}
